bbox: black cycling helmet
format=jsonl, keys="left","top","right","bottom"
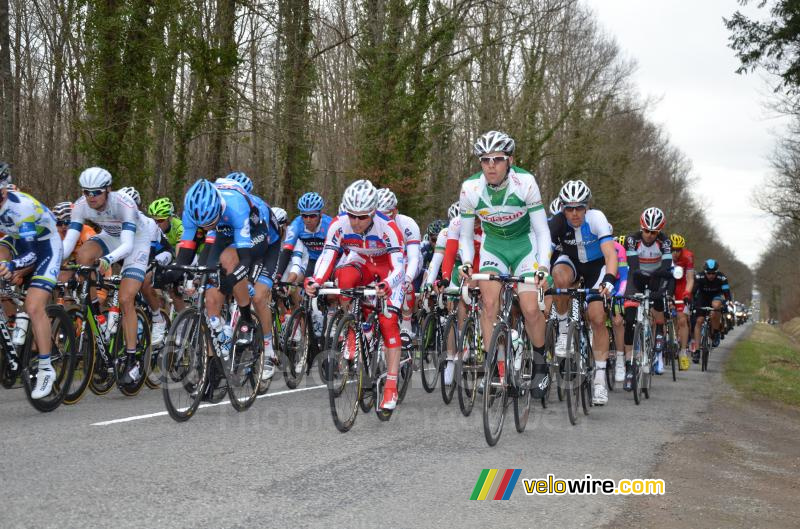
{"left": 427, "top": 219, "right": 446, "bottom": 238}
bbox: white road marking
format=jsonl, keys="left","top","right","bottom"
{"left": 91, "top": 384, "right": 327, "bottom": 426}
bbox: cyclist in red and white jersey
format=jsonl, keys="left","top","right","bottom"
{"left": 305, "top": 180, "right": 406, "bottom": 411}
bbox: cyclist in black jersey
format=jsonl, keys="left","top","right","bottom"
{"left": 691, "top": 258, "right": 731, "bottom": 360}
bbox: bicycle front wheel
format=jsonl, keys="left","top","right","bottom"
{"left": 161, "top": 308, "right": 206, "bottom": 422}
{"left": 457, "top": 315, "right": 478, "bottom": 416}
{"left": 327, "top": 313, "right": 362, "bottom": 432}
{"left": 483, "top": 322, "right": 509, "bottom": 447}
{"left": 440, "top": 314, "right": 458, "bottom": 405}
{"left": 282, "top": 307, "right": 309, "bottom": 389}
{"left": 418, "top": 312, "right": 439, "bottom": 392}
{"left": 63, "top": 306, "right": 95, "bottom": 405}
{"left": 564, "top": 322, "right": 581, "bottom": 425}
{"left": 226, "top": 315, "right": 264, "bottom": 411}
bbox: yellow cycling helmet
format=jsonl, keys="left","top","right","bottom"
{"left": 617, "top": 235, "right": 626, "bottom": 246}
{"left": 670, "top": 233, "right": 686, "bottom": 249}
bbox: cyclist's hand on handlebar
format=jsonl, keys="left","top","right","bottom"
{"left": 304, "top": 277, "right": 319, "bottom": 297}
{"left": 533, "top": 269, "right": 552, "bottom": 289}
{"left": 97, "top": 256, "right": 112, "bottom": 275}
{"left": 599, "top": 281, "right": 616, "bottom": 298}
{"left": 459, "top": 263, "right": 472, "bottom": 280}
{"left": 0, "top": 260, "right": 13, "bottom": 280}
{"left": 376, "top": 280, "right": 391, "bottom": 299}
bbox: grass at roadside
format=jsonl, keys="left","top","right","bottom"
{"left": 725, "top": 323, "right": 800, "bottom": 407}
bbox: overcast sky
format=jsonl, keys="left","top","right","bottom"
{"left": 585, "top": 0, "right": 787, "bottom": 266}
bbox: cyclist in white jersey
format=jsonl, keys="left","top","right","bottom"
{"left": 0, "top": 170, "right": 64, "bottom": 399}
{"left": 376, "top": 187, "right": 421, "bottom": 338}
{"left": 62, "top": 167, "right": 152, "bottom": 386}
{"left": 458, "top": 131, "right": 552, "bottom": 396}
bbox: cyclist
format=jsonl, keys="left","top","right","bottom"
{"left": 63, "top": 167, "right": 153, "bottom": 385}
{"left": 691, "top": 259, "right": 731, "bottom": 360}
{"left": 458, "top": 131, "right": 552, "bottom": 397}
{"left": 275, "top": 192, "right": 332, "bottom": 293}
{"left": 0, "top": 167, "right": 63, "bottom": 399}
{"left": 147, "top": 197, "right": 183, "bottom": 247}
{"left": 376, "top": 187, "right": 421, "bottom": 339}
{"left": 622, "top": 207, "right": 673, "bottom": 388}
{"left": 670, "top": 233, "right": 694, "bottom": 370}
{"left": 611, "top": 232, "right": 629, "bottom": 384}
{"left": 216, "top": 172, "right": 282, "bottom": 380}
{"left": 170, "top": 178, "right": 261, "bottom": 362}
{"left": 304, "top": 179, "right": 405, "bottom": 411}
{"left": 548, "top": 180, "right": 617, "bottom": 405}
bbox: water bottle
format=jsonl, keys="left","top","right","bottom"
{"left": 12, "top": 312, "right": 30, "bottom": 346}
{"left": 311, "top": 309, "right": 324, "bottom": 338}
{"left": 361, "top": 321, "right": 374, "bottom": 343}
{"left": 511, "top": 329, "right": 524, "bottom": 372}
{"left": 208, "top": 315, "right": 232, "bottom": 360}
{"left": 106, "top": 306, "right": 120, "bottom": 340}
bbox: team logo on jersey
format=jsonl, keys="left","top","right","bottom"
{"left": 480, "top": 209, "right": 524, "bottom": 224}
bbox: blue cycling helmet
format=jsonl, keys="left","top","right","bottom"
{"left": 185, "top": 179, "right": 222, "bottom": 227}
{"left": 704, "top": 259, "right": 719, "bottom": 273}
{"left": 225, "top": 171, "right": 253, "bottom": 194}
{"left": 297, "top": 192, "right": 324, "bottom": 212}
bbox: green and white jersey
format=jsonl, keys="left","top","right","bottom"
{"left": 458, "top": 166, "right": 544, "bottom": 240}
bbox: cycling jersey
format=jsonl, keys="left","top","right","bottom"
{"left": 162, "top": 216, "right": 183, "bottom": 248}
{"left": 313, "top": 211, "right": 405, "bottom": 307}
{"left": 459, "top": 167, "right": 551, "bottom": 277}
{"left": 180, "top": 183, "right": 254, "bottom": 250}
{"left": 276, "top": 213, "right": 333, "bottom": 279}
{"left": 64, "top": 191, "right": 147, "bottom": 265}
{"left": 548, "top": 210, "right": 613, "bottom": 264}
{"left": 672, "top": 248, "right": 695, "bottom": 303}
{"left": 624, "top": 231, "right": 672, "bottom": 276}
{"left": 0, "top": 191, "right": 62, "bottom": 291}
{"left": 692, "top": 272, "right": 731, "bottom": 300}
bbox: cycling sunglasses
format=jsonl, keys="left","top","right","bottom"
{"left": 479, "top": 155, "right": 509, "bottom": 165}
{"left": 82, "top": 188, "right": 105, "bottom": 197}
{"left": 347, "top": 212, "right": 371, "bottom": 221}
{"left": 301, "top": 213, "right": 319, "bottom": 219}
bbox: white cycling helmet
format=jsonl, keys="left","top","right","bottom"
{"left": 271, "top": 207, "right": 288, "bottom": 226}
{"left": 640, "top": 207, "right": 666, "bottom": 231}
{"left": 376, "top": 188, "right": 398, "bottom": 213}
{"left": 52, "top": 201, "right": 73, "bottom": 222}
{"left": 549, "top": 198, "right": 562, "bottom": 216}
{"left": 447, "top": 201, "right": 460, "bottom": 221}
{"left": 118, "top": 186, "right": 141, "bottom": 207}
{"left": 473, "top": 130, "right": 515, "bottom": 157}
{"left": 342, "top": 179, "right": 378, "bottom": 213}
{"left": 79, "top": 167, "right": 112, "bottom": 189}
{"left": 558, "top": 179, "right": 591, "bottom": 206}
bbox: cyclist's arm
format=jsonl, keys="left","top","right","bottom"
{"left": 526, "top": 193, "right": 551, "bottom": 270}
{"left": 275, "top": 217, "right": 301, "bottom": 278}
{"left": 600, "top": 239, "right": 618, "bottom": 280}
{"left": 458, "top": 215, "right": 476, "bottom": 269}
{"left": 104, "top": 224, "right": 135, "bottom": 264}
{"left": 311, "top": 220, "right": 343, "bottom": 283}
{"left": 405, "top": 241, "right": 420, "bottom": 285}
{"left": 6, "top": 216, "right": 38, "bottom": 271}
{"left": 62, "top": 200, "right": 87, "bottom": 257}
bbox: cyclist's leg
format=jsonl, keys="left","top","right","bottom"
{"left": 253, "top": 239, "right": 280, "bottom": 357}
{"left": 74, "top": 237, "right": 105, "bottom": 314}
{"left": 118, "top": 230, "right": 150, "bottom": 358}
{"left": 26, "top": 238, "right": 63, "bottom": 398}
{"left": 141, "top": 270, "right": 167, "bottom": 344}
{"left": 710, "top": 298, "right": 723, "bottom": 332}
{"left": 551, "top": 255, "right": 577, "bottom": 355}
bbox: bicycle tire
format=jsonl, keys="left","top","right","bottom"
{"left": 581, "top": 326, "right": 592, "bottom": 415}
{"left": 145, "top": 308, "right": 171, "bottom": 390}
{"left": 632, "top": 323, "right": 644, "bottom": 405}
{"left": 21, "top": 305, "right": 76, "bottom": 412}
{"left": 483, "top": 322, "right": 508, "bottom": 446}
{"left": 439, "top": 314, "right": 458, "bottom": 405}
{"left": 328, "top": 313, "right": 362, "bottom": 432}
{"left": 225, "top": 314, "right": 263, "bottom": 411}
{"left": 397, "top": 344, "right": 413, "bottom": 404}
{"left": 117, "top": 306, "right": 151, "bottom": 397}
{"left": 161, "top": 307, "right": 206, "bottom": 422}
{"left": 63, "top": 306, "right": 95, "bottom": 404}
{"left": 457, "top": 315, "right": 478, "bottom": 416}
{"left": 282, "top": 306, "right": 308, "bottom": 389}
{"left": 669, "top": 321, "right": 678, "bottom": 382}
{"left": 319, "top": 309, "right": 344, "bottom": 383}
{"left": 565, "top": 321, "right": 581, "bottom": 425}
{"left": 513, "top": 318, "right": 532, "bottom": 433}
{"left": 605, "top": 352, "right": 616, "bottom": 392}
{"left": 418, "top": 312, "right": 439, "bottom": 392}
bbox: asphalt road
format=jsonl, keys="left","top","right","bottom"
{"left": 0, "top": 324, "right": 748, "bottom": 529}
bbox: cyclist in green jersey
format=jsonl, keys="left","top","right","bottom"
{"left": 148, "top": 197, "right": 186, "bottom": 312}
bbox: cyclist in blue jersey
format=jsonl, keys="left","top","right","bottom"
{"left": 170, "top": 178, "right": 261, "bottom": 354}
{"left": 217, "top": 172, "right": 282, "bottom": 379}
{"left": 0, "top": 166, "right": 64, "bottom": 399}
{"left": 548, "top": 180, "right": 618, "bottom": 406}
{"left": 275, "top": 192, "right": 332, "bottom": 287}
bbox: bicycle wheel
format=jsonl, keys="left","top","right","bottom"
{"left": 397, "top": 342, "right": 413, "bottom": 404}
{"left": 327, "top": 313, "right": 362, "bottom": 432}
{"left": 226, "top": 315, "right": 264, "bottom": 411}
{"left": 418, "top": 312, "right": 439, "bottom": 392}
{"left": 483, "top": 322, "right": 508, "bottom": 446}
{"left": 457, "top": 315, "right": 478, "bottom": 416}
{"left": 63, "top": 306, "right": 95, "bottom": 405}
{"left": 605, "top": 350, "right": 616, "bottom": 392}
{"left": 21, "top": 305, "right": 76, "bottom": 412}
{"left": 668, "top": 321, "right": 677, "bottom": 382}
{"left": 440, "top": 314, "right": 458, "bottom": 405}
{"left": 564, "top": 322, "right": 581, "bottom": 425}
{"left": 117, "top": 306, "right": 151, "bottom": 397}
{"left": 0, "top": 342, "right": 20, "bottom": 388}
{"left": 632, "top": 324, "right": 644, "bottom": 405}
{"left": 545, "top": 319, "right": 563, "bottom": 402}
{"left": 581, "top": 327, "right": 593, "bottom": 415}
{"left": 319, "top": 308, "right": 344, "bottom": 383}
{"left": 282, "top": 307, "right": 308, "bottom": 389}
{"left": 513, "top": 318, "right": 532, "bottom": 433}
{"left": 161, "top": 307, "right": 206, "bottom": 422}
{"left": 145, "top": 308, "right": 171, "bottom": 389}
{"left": 374, "top": 338, "right": 393, "bottom": 422}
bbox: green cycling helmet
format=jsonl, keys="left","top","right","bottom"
{"left": 148, "top": 197, "right": 175, "bottom": 219}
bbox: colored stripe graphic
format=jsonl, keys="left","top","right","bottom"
{"left": 470, "top": 469, "right": 522, "bottom": 500}
{"left": 477, "top": 469, "right": 498, "bottom": 500}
